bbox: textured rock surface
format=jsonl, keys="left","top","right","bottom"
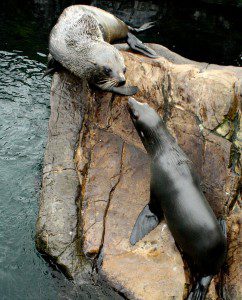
{"left": 35, "top": 72, "right": 92, "bottom": 281}
{"left": 36, "top": 45, "right": 241, "bottom": 299}
{"left": 224, "top": 212, "right": 242, "bottom": 300}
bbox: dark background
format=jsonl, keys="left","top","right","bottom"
{"left": 0, "top": 0, "right": 241, "bottom": 65}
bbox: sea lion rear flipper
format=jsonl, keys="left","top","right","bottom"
{"left": 127, "top": 32, "right": 159, "bottom": 58}
{"left": 187, "top": 275, "right": 213, "bottom": 300}
{"left": 130, "top": 204, "right": 159, "bottom": 245}
{"left": 128, "top": 22, "right": 156, "bottom": 33}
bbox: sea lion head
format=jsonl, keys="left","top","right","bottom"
{"left": 128, "top": 97, "right": 160, "bottom": 130}
{"left": 127, "top": 97, "right": 162, "bottom": 152}
{"left": 88, "top": 42, "right": 138, "bottom": 96}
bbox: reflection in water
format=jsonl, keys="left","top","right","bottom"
{"left": 0, "top": 51, "right": 122, "bottom": 299}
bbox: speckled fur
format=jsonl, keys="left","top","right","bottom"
{"left": 49, "top": 5, "right": 126, "bottom": 85}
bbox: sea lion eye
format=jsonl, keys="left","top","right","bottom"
{"left": 104, "top": 66, "right": 111, "bottom": 75}
{"left": 123, "top": 67, "right": 127, "bottom": 74}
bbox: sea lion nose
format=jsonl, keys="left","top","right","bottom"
{"left": 118, "top": 78, "right": 126, "bottom": 86}
{"left": 128, "top": 97, "right": 138, "bottom": 108}
{"left": 128, "top": 97, "right": 136, "bottom": 107}
{"left": 117, "top": 73, "right": 126, "bottom": 86}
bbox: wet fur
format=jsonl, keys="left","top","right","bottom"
{"left": 128, "top": 98, "right": 227, "bottom": 299}
{"left": 50, "top": 9, "right": 124, "bottom": 90}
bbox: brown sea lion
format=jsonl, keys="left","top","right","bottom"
{"left": 46, "top": 5, "right": 158, "bottom": 96}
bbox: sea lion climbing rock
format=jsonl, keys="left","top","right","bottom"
{"left": 47, "top": 5, "right": 157, "bottom": 95}
{"left": 127, "top": 97, "right": 227, "bottom": 300}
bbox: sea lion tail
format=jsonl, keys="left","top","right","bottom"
{"left": 187, "top": 275, "right": 213, "bottom": 300}
{"left": 187, "top": 219, "right": 227, "bottom": 300}
{"left": 128, "top": 22, "right": 156, "bottom": 33}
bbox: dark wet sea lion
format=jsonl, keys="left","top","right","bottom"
{"left": 127, "top": 97, "right": 227, "bottom": 300}
{"left": 47, "top": 5, "right": 157, "bottom": 96}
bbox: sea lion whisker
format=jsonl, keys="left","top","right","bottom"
{"left": 97, "top": 79, "right": 108, "bottom": 84}
{"left": 103, "top": 81, "right": 112, "bottom": 89}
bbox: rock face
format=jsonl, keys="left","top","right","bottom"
{"left": 36, "top": 45, "right": 241, "bottom": 299}
{"left": 35, "top": 73, "right": 92, "bottom": 282}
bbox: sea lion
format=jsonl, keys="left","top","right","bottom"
{"left": 46, "top": 5, "right": 158, "bottom": 96}
{"left": 127, "top": 97, "right": 227, "bottom": 300}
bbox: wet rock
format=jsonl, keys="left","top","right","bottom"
{"left": 37, "top": 44, "right": 241, "bottom": 299}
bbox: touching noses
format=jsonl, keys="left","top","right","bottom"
{"left": 117, "top": 73, "right": 126, "bottom": 86}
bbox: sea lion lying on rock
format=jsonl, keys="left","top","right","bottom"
{"left": 127, "top": 97, "right": 227, "bottom": 300}
{"left": 45, "top": 5, "right": 158, "bottom": 96}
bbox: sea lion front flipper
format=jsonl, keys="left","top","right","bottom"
{"left": 43, "top": 55, "right": 63, "bottom": 78}
{"left": 130, "top": 204, "right": 159, "bottom": 245}
{"left": 107, "top": 85, "right": 138, "bottom": 96}
{"left": 127, "top": 32, "right": 159, "bottom": 58}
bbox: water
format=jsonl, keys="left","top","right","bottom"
{"left": 0, "top": 52, "right": 56, "bottom": 298}
{"left": 0, "top": 52, "right": 67, "bottom": 298}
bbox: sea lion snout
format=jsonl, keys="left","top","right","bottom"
{"left": 117, "top": 78, "right": 126, "bottom": 86}
{"left": 128, "top": 97, "right": 139, "bottom": 109}
{"left": 115, "top": 72, "right": 126, "bottom": 86}
{"left": 127, "top": 97, "right": 141, "bottom": 120}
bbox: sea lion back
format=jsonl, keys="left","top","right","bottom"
{"left": 49, "top": 6, "right": 102, "bottom": 75}
{"left": 77, "top": 5, "right": 129, "bottom": 42}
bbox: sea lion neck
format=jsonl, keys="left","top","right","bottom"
{"left": 140, "top": 120, "right": 173, "bottom": 157}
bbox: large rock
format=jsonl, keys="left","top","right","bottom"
{"left": 36, "top": 44, "right": 241, "bottom": 299}
{"left": 35, "top": 73, "right": 92, "bottom": 282}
